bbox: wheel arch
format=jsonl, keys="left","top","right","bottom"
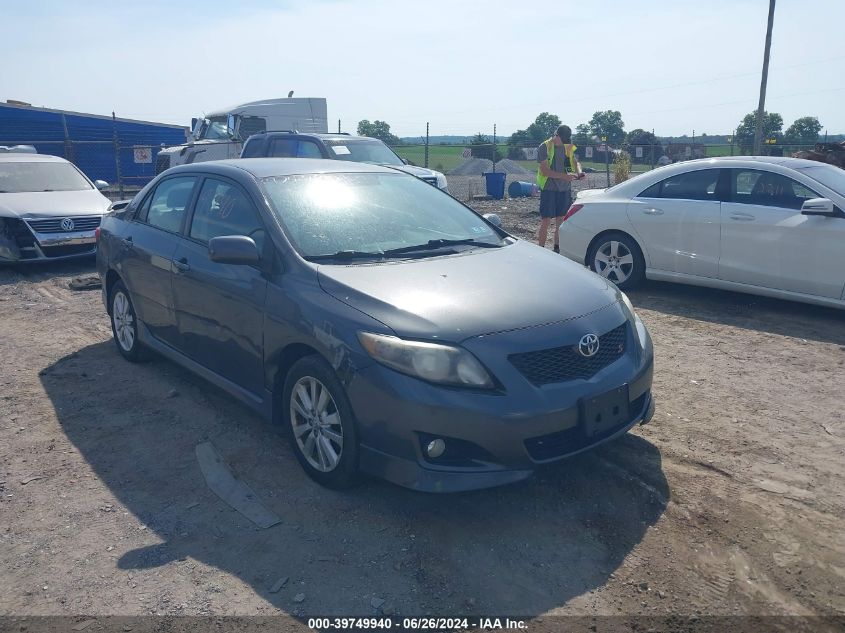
{"left": 104, "top": 269, "right": 122, "bottom": 315}
{"left": 585, "top": 229, "right": 649, "bottom": 269}
{"left": 268, "top": 342, "right": 325, "bottom": 422}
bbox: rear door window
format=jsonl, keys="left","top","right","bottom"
{"left": 142, "top": 177, "right": 197, "bottom": 233}
{"left": 637, "top": 169, "right": 720, "bottom": 201}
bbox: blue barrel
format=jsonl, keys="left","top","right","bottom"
{"left": 508, "top": 180, "right": 535, "bottom": 198}
{"left": 483, "top": 171, "right": 507, "bottom": 199}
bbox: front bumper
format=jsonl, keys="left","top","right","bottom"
{"left": 0, "top": 217, "right": 99, "bottom": 262}
{"left": 346, "top": 346, "right": 654, "bottom": 493}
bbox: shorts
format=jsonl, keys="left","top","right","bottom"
{"left": 539, "top": 189, "right": 572, "bottom": 218}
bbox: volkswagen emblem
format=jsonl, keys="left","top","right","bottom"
{"left": 578, "top": 333, "right": 600, "bottom": 358}
{"left": 60, "top": 218, "right": 75, "bottom": 231}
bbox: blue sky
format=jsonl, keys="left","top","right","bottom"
{"left": 2, "top": 0, "right": 843, "bottom": 137}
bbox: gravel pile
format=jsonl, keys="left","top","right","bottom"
{"left": 489, "top": 159, "right": 532, "bottom": 175}
{"left": 449, "top": 158, "right": 493, "bottom": 175}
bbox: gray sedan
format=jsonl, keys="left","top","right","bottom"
{"left": 97, "top": 158, "right": 654, "bottom": 492}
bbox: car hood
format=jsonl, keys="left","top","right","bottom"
{"left": 390, "top": 164, "right": 442, "bottom": 180}
{"left": 316, "top": 239, "right": 619, "bottom": 342}
{"left": 0, "top": 190, "right": 111, "bottom": 219}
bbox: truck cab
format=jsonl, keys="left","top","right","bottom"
{"left": 155, "top": 97, "right": 328, "bottom": 174}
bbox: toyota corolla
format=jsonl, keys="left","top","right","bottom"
{"left": 97, "top": 159, "right": 654, "bottom": 492}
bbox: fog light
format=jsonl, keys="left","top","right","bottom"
{"left": 426, "top": 439, "right": 446, "bottom": 458}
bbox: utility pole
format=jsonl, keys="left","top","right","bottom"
{"left": 753, "top": 0, "right": 776, "bottom": 156}
{"left": 493, "top": 123, "right": 497, "bottom": 172}
{"left": 424, "top": 122, "right": 429, "bottom": 168}
{"left": 337, "top": 119, "right": 341, "bottom": 133}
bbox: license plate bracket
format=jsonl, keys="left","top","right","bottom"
{"left": 581, "top": 384, "right": 630, "bottom": 438}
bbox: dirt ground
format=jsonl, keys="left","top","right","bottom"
{"left": 1, "top": 204, "right": 843, "bottom": 628}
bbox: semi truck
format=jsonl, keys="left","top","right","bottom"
{"left": 155, "top": 97, "right": 328, "bottom": 174}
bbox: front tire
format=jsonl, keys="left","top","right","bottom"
{"left": 109, "top": 281, "right": 150, "bottom": 362}
{"left": 587, "top": 232, "right": 645, "bottom": 290}
{"left": 282, "top": 356, "right": 361, "bottom": 489}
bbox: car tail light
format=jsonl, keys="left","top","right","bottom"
{"left": 562, "top": 204, "right": 584, "bottom": 222}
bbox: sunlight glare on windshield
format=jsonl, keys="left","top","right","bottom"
{"left": 306, "top": 178, "right": 357, "bottom": 209}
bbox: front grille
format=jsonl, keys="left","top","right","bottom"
{"left": 524, "top": 391, "right": 649, "bottom": 461}
{"left": 26, "top": 216, "right": 101, "bottom": 233}
{"left": 40, "top": 244, "right": 96, "bottom": 258}
{"left": 509, "top": 323, "right": 628, "bottom": 386}
{"left": 155, "top": 154, "right": 170, "bottom": 175}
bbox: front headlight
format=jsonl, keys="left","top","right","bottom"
{"left": 435, "top": 172, "right": 449, "bottom": 191}
{"left": 618, "top": 291, "right": 648, "bottom": 350}
{"left": 358, "top": 332, "right": 494, "bottom": 389}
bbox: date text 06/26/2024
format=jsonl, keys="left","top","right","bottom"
{"left": 307, "top": 617, "right": 528, "bottom": 630}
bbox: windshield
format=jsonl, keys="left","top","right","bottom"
{"left": 796, "top": 164, "right": 845, "bottom": 195}
{"left": 200, "top": 116, "right": 231, "bottom": 140}
{"left": 325, "top": 139, "right": 404, "bottom": 166}
{"left": 261, "top": 172, "right": 501, "bottom": 259}
{"left": 0, "top": 161, "right": 93, "bottom": 193}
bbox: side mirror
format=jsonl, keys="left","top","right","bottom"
{"left": 208, "top": 235, "right": 260, "bottom": 265}
{"left": 483, "top": 213, "right": 502, "bottom": 228}
{"left": 801, "top": 198, "right": 841, "bottom": 217}
{"left": 94, "top": 180, "right": 109, "bottom": 190}
{"left": 109, "top": 200, "right": 132, "bottom": 212}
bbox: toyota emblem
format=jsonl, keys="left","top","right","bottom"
{"left": 60, "top": 218, "right": 75, "bottom": 231}
{"left": 578, "top": 333, "right": 600, "bottom": 358}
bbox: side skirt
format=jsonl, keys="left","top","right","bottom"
{"left": 645, "top": 269, "right": 845, "bottom": 310}
{"left": 137, "top": 322, "right": 274, "bottom": 422}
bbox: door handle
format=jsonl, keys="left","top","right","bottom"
{"left": 173, "top": 258, "right": 191, "bottom": 272}
{"left": 121, "top": 236, "right": 133, "bottom": 247}
{"left": 642, "top": 208, "right": 664, "bottom": 215}
{"left": 729, "top": 213, "right": 755, "bottom": 221}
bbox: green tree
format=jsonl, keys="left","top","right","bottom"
{"left": 735, "top": 111, "right": 783, "bottom": 152}
{"left": 784, "top": 116, "right": 822, "bottom": 146}
{"left": 624, "top": 129, "right": 661, "bottom": 164}
{"left": 588, "top": 110, "right": 625, "bottom": 146}
{"left": 356, "top": 120, "right": 400, "bottom": 145}
{"left": 572, "top": 123, "right": 592, "bottom": 146}
{"left": 526, "top": 112, "right": 562, "bottom": 143}
{"left": 506, "top": 129, "right": 532, "bottom": 159}
{"left": 470, "top": 133, "right": 502, "bottom": 161}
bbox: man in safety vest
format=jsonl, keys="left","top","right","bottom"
{"left": 536, "top": 125, "right": 583, "bottom": 252}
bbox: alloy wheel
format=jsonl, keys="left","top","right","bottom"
{"left": 112, "top": 291, "right": 135, "bottom": 352}
{"left": 290, "top": 376, "right": 344, "bottom": 472}
{"left": 594, "top": 240, "right": 635, "bottom": 284}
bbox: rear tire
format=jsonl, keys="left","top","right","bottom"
{"left": 587, "top": 232, "right": 645, "bottom": 290}
{"left": 282, "top": 355, "right": 361, "bottom": 489}
{"left": 109, "top": 281, "right": 150, "bottom": 362}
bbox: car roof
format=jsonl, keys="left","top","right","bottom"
{"left": 250, "top": 132, "right": 380, "bottom": 142}
{"left": 0, "top": 153, "right": 70, "bottom": 163}
{"left": 166, "top": 158, "right": 401, "bottom": 179}
{"left": 601, "top": 155, "right": 843, "bottom": 199}
{"left": 700, "top": 155, "right": 827, "bottom": 169}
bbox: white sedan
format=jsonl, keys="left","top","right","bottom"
{"left": 558, "top": 156, "right": 845, "bottom": 309}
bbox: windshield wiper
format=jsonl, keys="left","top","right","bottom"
{"left": 383, "top": 238, "right": 501, "bottom": 255}
{"left": 305, "top": 250, "right": 387, "bottom": 262}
